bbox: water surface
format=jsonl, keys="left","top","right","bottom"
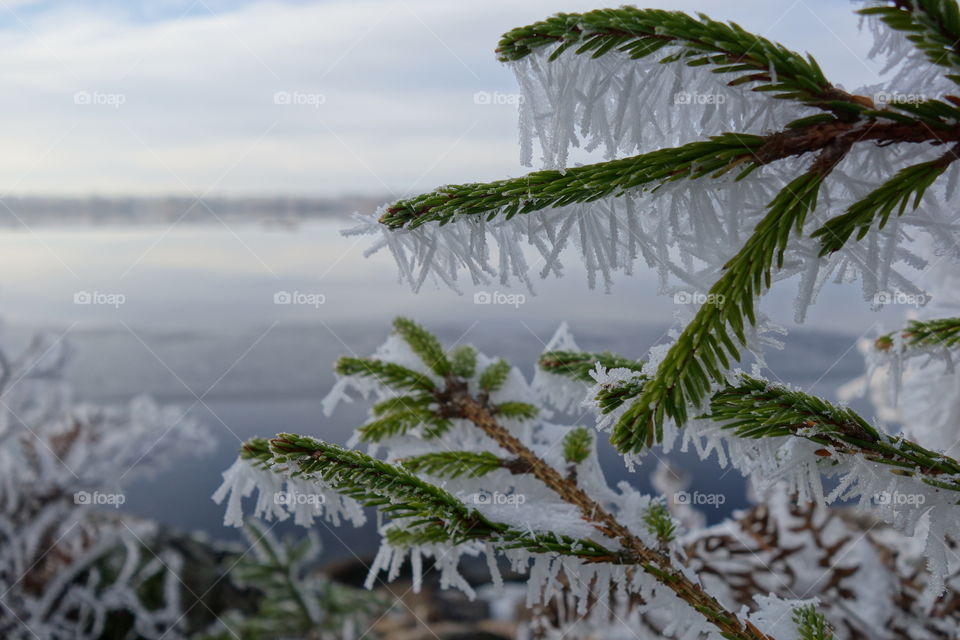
{"left": 0, "top": 218, "right": 882, "bottom": 560}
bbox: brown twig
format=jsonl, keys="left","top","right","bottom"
{"left": 435, "top": 377, "right": 773, "bottom": 640}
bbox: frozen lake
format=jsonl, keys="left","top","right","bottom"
{"left": 0, "top": 217, "right": 889, "bottom": 560}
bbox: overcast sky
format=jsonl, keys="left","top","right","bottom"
{"left": 0, "top": 0, "right": 884, "bottom": 197}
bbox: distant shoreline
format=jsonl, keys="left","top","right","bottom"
{"left": 0, "top": 194, "right": 390, "bottom": 226}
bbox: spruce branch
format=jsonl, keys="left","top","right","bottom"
{"left": 365, "top": 395, "right": 452, "bottom": 444}
{"left": 449, "top": 345, "right": 478, "bottom": 378}
{"left": 875, "top": 316, "right": 960, "bottom": 351}
{"left": 881, "top": 94, "right": 960, "bottom": 121}
{"left": 709, "top": 376, "right": 879, "bottom": 443}
{"left": 269, "top": 433, "right": 478, "bottom": 521}
{"left": 393, "top": 316, "right": 452, "bottom": 377}
{"left": 478, "top": 358, "right": 511, "bottom": 392}
{"left": 595, "top": 377, "right": 647, "bottom": 415}
{"left": 380, "top": 133, "right": 765, "bottom": 229}
{"left": 335, "top": 356, "right": 436, "bottom": 393}
{"left": 613, "top": 167, "right": 830, "bottom": 452}
{"left": 240, "top": 436, "right": 273, "bottom": 467}
{"left": 495, "top": 7, "right": 871, "bottom": 114}
{"left": 384, "top": 520, "right": 452, "bottom": 546}
{"left": 321, "top": 330, "right": 773, "bottom": 640}
{"left": 431, "top": 374, "right": 769, "bottom": 640}
{"left": 446, "top": 386, "right": 632, "bottom": 541}
{"left": 495, "top": 529, "right": 617, "bottom": 558}
{"left": 357, "top": 405, "right": 451, "bottom": 442}
{"left": 382, "top": 518, "right": 617, "bottom": 558}
{"left": 336, "top": 322, "right": 538, "bottom": 442}
{"left": 642, "top": 501, "right": 677, "bottom": 549}
{"left": 371, "top": 394, "right": 433, "bottom": 416}
{"left": 541, "top": 354, "right": 960, "bottom": 493}
{"left": 538, "top": 349, "right": 649, "bottom": 415}
{"left": 251, "top": 324, "right": 775, "bottom": 639}
{"left": 537, "top": 350, "right": 645, "bottom": 384}
{"left": 861, "top": 0, "right": 960, "bottom": 80}
{"left": 709, "top": 376, "right": 960, "bottom": 492}
{"left": 379, "top": 119, "right": 960, "bottom": 230}
{"left": 492, "top": 401, "right": 539, "bottom": 420}
{"left": 399, "top": 451, "right": 513, "bottom": 478}
{"left": 562, "top": 427, "right": 592, "bottom": 464}
{"left": 812, "top": 144, "right": 959, "bottom": 255}
{"left": 250, "top": 434, "right": 618, "bottom": 560}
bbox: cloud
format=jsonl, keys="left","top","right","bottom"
{"left": 0, "top": 0, "right": 882, "bottom": 196}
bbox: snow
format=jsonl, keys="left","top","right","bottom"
{"left": 509, "top": 46, "right": 813, "bottom": 171}
{"left": 0, "top": 329, "right": 207, "bottom": 639}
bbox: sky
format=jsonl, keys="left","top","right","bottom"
{"left": 0, "top": 0, "right": 916, "bottom": 338}
{"left": 0, "top": 0, "right": 886, "bottom": 197}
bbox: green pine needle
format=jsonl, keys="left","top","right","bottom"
{"left": 711, "top": 376, "right": 960, "bottom": 486}
{"left": 379, "top": 133, "right": 765, "bottom": 229}
{"left": 401, "top": 451, "right": 506, "bottom": 478}
{"left": 269, "top": 433, "right": 480, "bottom": 521}
{"left": 450, "top": 345, "right": 478, "bottom": 378}
{"left": 538, "top": 350, "right": 645, "bottom": 384}
{"left": 371, "top": 394, "right": 433, "bottom": 416}
{"left": 493, "top": 401, "right": 540, "bottom": 420}
{"left": 876, "top": 316, "right": 960, "bottom": 351}
{"left": 256, "top": 434, "right": 618, "bottom": 559}
{"left": 393, "top": 317, "right": 452, "bottom": 377}
{"left": 860, "top": 1, "right": 960, "bottom": 76}
{"left": 562, "top": 427, "right": 593, "bottom": 464}
{"left": 335, "top": 356, "right": 436, "bottom": 393}
{"left": 479, "top": 358, "right": 512, "bottom": 392}
{"left": 641, "top": 501, "right": 677, "bottom": 546}
{"left": 812, "top": 153, "right": 955, "bottom": 255}
{"left": 595, "top": 378, "right": 647, "bottom": 415}
{"left": 240, "top": 436, "right": 273, "bottom": 467}
{"left": 495, "top": 8, "right": 867, "bottom": 113}
{"left": 384, "top": 520, "right": 453, "bottom": 546}
{"left": 710, "top": 376, "right": 879, "bottom": 441}
{"left": 357, "top": 406, "right": 451, "bottom": 442}
{"left": 584, "top": 367, "right": 960, "bottom": 491}
{"left": 613, "top": 171, "right": 825, "bottom": 452}
{"left": 792, "top": 604, "right": 834, "bottom": 640}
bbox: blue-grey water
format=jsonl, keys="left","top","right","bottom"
{"left": 0, "top": 217, "right": 890, "bottom": 561}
